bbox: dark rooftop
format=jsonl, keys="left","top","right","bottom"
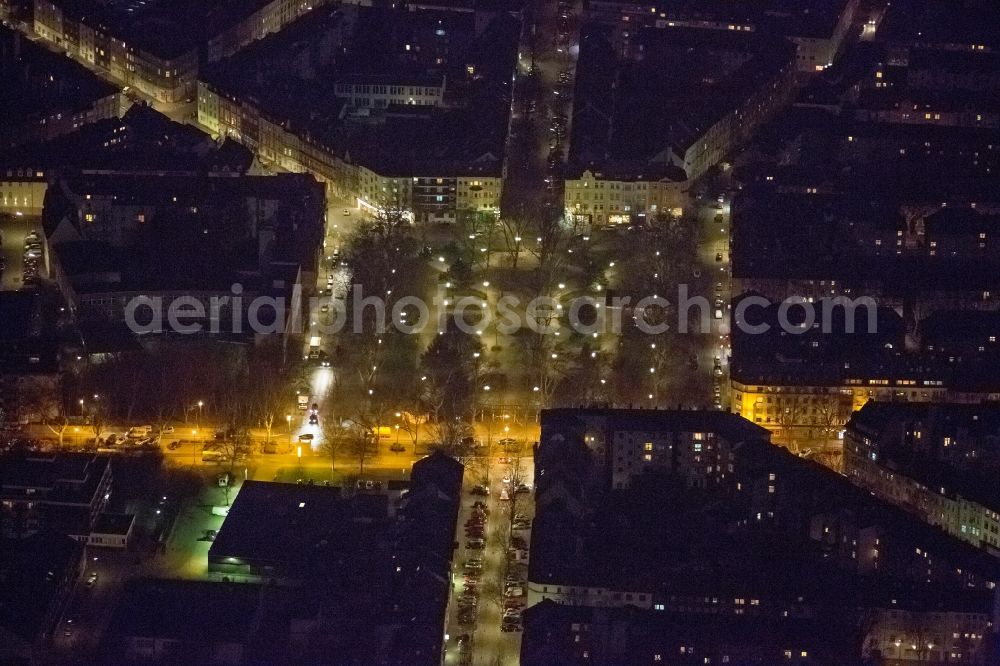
{"left": 209, "top": 481, "right": 386, "bottom": 571}
{"left": 105, "top": 578, "right": 264, "bottom": 641}
{"left": 0, "top": 291, "right": 38, "bottom": 341}
{"left": 1, "top": 104, "right": 253, "bottom": 175}
{"left": 92, "top": 513, "right": 135, "bottom": 535}
{"left": 48, "top": 0, "right": 280, "bottom": 58}
{"left": 0, "top": 27, "right": 118, "bottom": 147}
{"left": 0, "top": 454, "right": 108, "bottom": 501}
{"left": 731, "top": 187, "right": 1000, "bottom": 289}
{"left": 569, "top": 25, "right": 795, "bottom": 172}
{"left": 0, "top": 533, "right": 82, "bottom": 644}
{"left": 202, "top": 6, "right": 519, "bottom": 178}
{"left": 878, "top": 0, "right": 1000, "bottom": 51}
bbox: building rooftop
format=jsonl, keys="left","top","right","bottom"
{"left": 0, "top": 454, "right": 109, "bottom": 501}
{"left": 847, "top": 401, "right": 1000, "bottom": 512}
{"left": 209, "top": 482, "right": 387, "bottom": 571}
{"left": 0, "top": 292, "right": 38, "bottom": 342}
{"left": 731, "top": 187, "right": 1000, "bottom": 289}
{"left": 569, "top": 25, "right": 795, "bottom": 174}
{"left": 208, "top": 453, "right": 462, "bottom": 665}
{"left": 521, "top": 599, "right": 861, "bottom": 665}
{"left": 0, "top": 533, "right": 82, "bottom": 644}
{"left": 103, "top": 578, "right": 273, "bottom": 643}
{"left": 47, "top": 171, "right": 323, "bottom": 295}
{"left": 1, "top": 104, "right": 253, "bottom": 175}
{"left": 541, "top": 407, "right": 771, "bottom": 442}
{"left": 46, "top": 0, "right": 281, "bottom": 58}
{"left": 201, "top": 5, "right": 519, "bottom": 178}
{"left": 92, "top": 512, "right": 135, "bottom": 535}
{"left": 878, "top": 0, "right": 1000, "bottom": 51}
{"left": 53, "top": 239, "right": 262, "bottom": 295}
{"left": 0, "top": 27, "right": 118, "bottom": 147}
{"left": 528, "top": 410, "right": 1000, "bottom": 660}
{"left": 589, "top": 0, "right": 856, "bottom": 40}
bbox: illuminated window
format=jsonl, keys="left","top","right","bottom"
{"left": 644, "top": 443, "right": 653, "bottom": 451}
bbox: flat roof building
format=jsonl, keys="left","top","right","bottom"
{"left": 101, "top": 578, "right": 286, "bottom": 665}
{"left": 207, "top": 453, "right": 463, "bottom": 664}
{"left": 0, "top": 453, "right": 112, "bottom": 539}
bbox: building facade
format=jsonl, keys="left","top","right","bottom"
{"left": 198, "top": 80, "right": 503, "bottom": 219}
{"left": 0, "top": 454, "right": 112, "bottom": 539}
{"left": 32, "top": 0, "right": 320, "bottom": 102}
{"left": 563, "top": 169, "right": 688, "bottom": 228}
{"left": 0, "top": 173, "right": 47, "bottom": 216}
{"left": 844, "top": 402, "right": 1000, "bottom": 553}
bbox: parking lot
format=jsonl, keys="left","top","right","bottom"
{"left": 0, "top": 214, "right": 41, "bottom": 291}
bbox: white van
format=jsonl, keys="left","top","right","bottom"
{"left": 127, "top": 425, "right": 153, "bottom": 439}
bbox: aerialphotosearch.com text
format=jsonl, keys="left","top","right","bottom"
{"left": 123, "top": 284, "right": 879, "bottom": 337}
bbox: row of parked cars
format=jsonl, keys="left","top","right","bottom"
{"left": 501, "top": 510, "right": 533, "bottom": 632}
{"left": 459, "top": 501, "right": 490, "bottom": 626}
{"left": 23, "top": 229, "right": 41, "bottom": 285}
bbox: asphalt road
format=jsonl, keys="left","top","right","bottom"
{"left": 695, "top": 197, "right": 734, "bottom": 408}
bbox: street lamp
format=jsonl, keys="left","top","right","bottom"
{"left": 197, "top": 401, "right": 204, "bottom": 438}
{"left": 286, "top": 414, "right": 293, "bottom": 452}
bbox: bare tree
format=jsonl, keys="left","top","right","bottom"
{"left": 397, "top": 405, "right": 427, "bottom": 452}
{"left": 22, "top": 386, "right": 70, "bottom": 447}
{"left": 91, "top": 408, "right": 106, "bottom": 443}
{"left": 458, "top": 208, "right": 499, "bottom": 272}
{"left": 498, "top": 214, "right": 530, "bottom": 270}
{"left": 428, "top": 417, "right": 474, "bottom": 460}
{"left": 320, "top": 417, "right": 351, "bottom": 472}
{"left": 776, "top": 400, "right": 803, "bottom": 453}
{"left": 342, "top": 405, "right": 384, "bottom": 476}
{"left": 212, "top": 429, "right": 251, "bottom": 505}
{"left": 515, "top": 329, "right": 569, "bottom": 409}
{"left": 247, "top": 342, "right": 292, "bottom": 449}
